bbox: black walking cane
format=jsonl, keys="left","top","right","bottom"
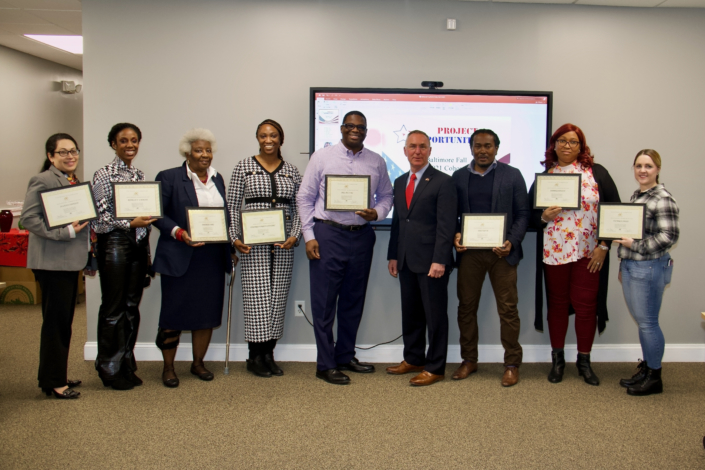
{"left": 224, "top": 263, "right": 236, "bottom": 375}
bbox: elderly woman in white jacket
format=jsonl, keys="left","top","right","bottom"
{"left": 20, "top": 133, "right": 90, "bottom": 399}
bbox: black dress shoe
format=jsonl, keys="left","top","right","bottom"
{"left": 109, "top": 377, "right": 135, "bottom": 391}
{"left": 190, "top": 363, "right": 214, "bottom": 381}
{"left": 316, "top": 369, "right": 350, "bottom": 385}
{"left": 66, "top": 380, "right": 82, "bottom": 388}
{"left": 43, "top": 387, "right": 80, "bottom": 399}
{"left": 123, "top": 370, "right": 143, "bottom": 386}
{"left": 337, "top": 357, "right": 375, "bottom": 373}
{"left": 263, "top": 353, "right": 283, "bottom": 376}
{"left": 162, "top": 367, "right": 179, "bottom": 388}
{"left": 246, "top": 356, "right": 272, "bottom": 378}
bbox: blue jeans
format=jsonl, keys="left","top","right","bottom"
{"left": 620, "top": 253, "right": 673, "bottom": 369}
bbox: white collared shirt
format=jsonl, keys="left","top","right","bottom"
{"left": 185, "top": 164, "right": 224, "bottom": 208}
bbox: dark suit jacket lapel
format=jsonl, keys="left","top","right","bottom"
{"left": 214, "top": 173, "right": 226, "bottom": 201}
{"left": 181, "top": 162, "right": 198, "bottom": 207}
{"left": 408, "top": 165, "right": 435, "bottom": 214}
{"left": 491, "top": 162, "right": 505, "bottom": 212}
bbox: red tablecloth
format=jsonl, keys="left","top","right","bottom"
{"left": 0, "top": 229, "right": 28, "bottom": 267}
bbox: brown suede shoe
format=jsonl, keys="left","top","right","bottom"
{"left": 409, "top": 371, "right": 445, "bottom": 386}
{"left": 451, "top": 361, "right": 478, "bottom": 380}
{"left": 386, "top": 361, "right": 425, "bottom": 375}
{"left": 501, "top": 366, "right": 519, "bottom": 387}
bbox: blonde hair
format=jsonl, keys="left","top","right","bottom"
{"left": 634, "top": 149, "right": 661, "bottom": 183}
{"left": 178, "top": 128, "right": 217, "bottom": 158}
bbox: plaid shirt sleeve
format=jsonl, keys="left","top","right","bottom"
{"left": 630, "top": 191, "right": 680, "bottom": 257}
{"left": 91, "top": 164, "right": 131, "bottom": 234}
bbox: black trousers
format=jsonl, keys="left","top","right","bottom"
{"left": 95, "top": 231, "right": 149, "bottom": 379}
{"left": 33, "top": 269, "right": 79, "bottom": 389}
{"left": 398, "top": 265, "right": 450, "bottom": 375}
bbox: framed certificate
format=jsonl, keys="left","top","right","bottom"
{"left": 460, "top": 213, "right": 507, "bottom": 249}
{"left": 185, "top": 207, "right": 229, "bottom": 243}
{"left": 112, "top": 182, "right": 163, "bottom": 219}
{"left": 241, "top": 208, "right": 287, "bottom": 246}
{"left": 597, "top": 203, "right": 646, "bottom": 240}
{"left": 324, "top": 175, "right": 371, "bottom": 212}
{"left": 39, "top": 182, "right": 98, "bottom": 230}
{"left": 533, "top": 173, "right": 582, "bottom": 210}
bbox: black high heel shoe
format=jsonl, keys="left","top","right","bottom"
{"left": 67, "top": 380, "right": 82, "bottom": 388}
{"left": 43, "top": 387, "right": 80, "bottom": 399}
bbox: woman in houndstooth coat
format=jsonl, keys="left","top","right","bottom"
{"left": 227, "top": 119, "right": 302, "bottom": 378}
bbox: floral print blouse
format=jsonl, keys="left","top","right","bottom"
{"left": 543, "top": 162, "right": 599, "bottom": 266}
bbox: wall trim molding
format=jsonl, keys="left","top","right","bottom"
{"left": 84, "top": 342, "right": 705, "bottom": 363}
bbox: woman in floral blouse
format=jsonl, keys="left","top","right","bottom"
{"left": 528, "top": 123, "right": 620, "bottom": 386}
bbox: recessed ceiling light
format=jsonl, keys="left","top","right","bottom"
{"left": 24, "top": 35, "right": 83, "bottom": 55}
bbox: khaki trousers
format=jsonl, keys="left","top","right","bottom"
{"left": 456, "top": 250, "right": 522, "bottom": 366}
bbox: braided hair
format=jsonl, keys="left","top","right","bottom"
{"left": 256, "top": 119, "right": 284, "bottom": 160}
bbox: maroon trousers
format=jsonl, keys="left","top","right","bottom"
{"left": 544, "top": 257, "right": 600, "bottom": 353}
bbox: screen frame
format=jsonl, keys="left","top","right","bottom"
{"left": 309, "top": 87, "right": 554, "bottom": 230}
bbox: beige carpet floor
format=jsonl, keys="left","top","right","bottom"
{"left": 1, "top": 299, "right": 704, "bottom": 469}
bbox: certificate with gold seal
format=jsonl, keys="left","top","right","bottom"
{"left": 112, "top": 182, "right": 163, "bottom": 219}
{"left": 324, "top": 175, "right": 371, "bottom": 212}
{"left": 186, "top": 207, "right": 229, "bottom": 243}
{"left": 241, "top": 209, "right": 287, "bottom": 246}
{"left": 460, "top": 213, "right": 507, "bottom": 249}
{"left": 533, "top": 173, "right": 582, "bottom": 210}
{"left": 39, "top": 182, "right": 98, "bottom": 230}
{"left": 597, "top": 203, "right": 646, "bottom": 240}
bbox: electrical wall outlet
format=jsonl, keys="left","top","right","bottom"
{"left": 295, "top": 301, "right": 305, "bottom": 317}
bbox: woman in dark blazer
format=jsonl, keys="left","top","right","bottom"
{"left": 152, "top": 128, "right": 234, "bottom": 387}
{"left": 528, "top": 123, "right": 620, "bottom": 386}
{"left": 20, "top": 133, "right": 90, "bottom": 399}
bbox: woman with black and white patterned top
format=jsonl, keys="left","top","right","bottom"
{"left": 91, "top": 123, "right": 155, "bottom": 391}
{"left": 615, "top": 149, "right": 679, "bottom": 396}
{"left": 227, "top": 119, "right": 302, "bottom": 378}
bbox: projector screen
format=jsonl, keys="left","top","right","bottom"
{"left": 309, "top": 87, "right": 553, "bottom": 228}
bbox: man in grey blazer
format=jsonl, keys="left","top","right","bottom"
{"left": 451, "top": 129, "right": 529, "bottom": 387}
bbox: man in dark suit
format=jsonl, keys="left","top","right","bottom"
{"left": 386, "top": 130, "right": 457, "bottom": 386}
{"left": 451, "top": 129, "right": 530, "bottom": 387}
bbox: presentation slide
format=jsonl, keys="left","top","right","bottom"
{"left": 311, "top": 89, "right": 552, "bottom": 226}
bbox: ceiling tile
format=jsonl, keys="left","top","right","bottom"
{"left": 0, "top": 22, "right": 73, "bottom": 34}
{"left": 575, "top": 0, "right": 663, "bottom": 5}
{"left": 0, "top": 8, "right": 52, "bottom": 24}
{"left": 28, "top": 9, "right": 81, "bottom": 33}
{"left": 3, "top": 0, "right": 82, "bottom": 9}
{"left": 658, "top": 0, "right": 705, "bottom": 6}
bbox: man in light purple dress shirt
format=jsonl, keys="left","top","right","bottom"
{"left": 297, "top": 111, "right": 393, "bottom": 385}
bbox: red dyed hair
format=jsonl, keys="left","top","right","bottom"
{"left": 542, "top": 123, "right": 594, "bottom": 169}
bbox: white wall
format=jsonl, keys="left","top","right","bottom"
{"left": 81, "top": 0, "right": 705, "bottom": 361}
{"left": 0, "top": 45, "right": 83, "bottom": 214}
